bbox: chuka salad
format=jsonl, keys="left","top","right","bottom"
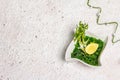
{"left": 71, "top": 21, "right": 105, "bottom": 66}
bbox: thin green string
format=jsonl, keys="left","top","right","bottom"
{"left": 87, "top": 0, "right": 120, "bottom": 43}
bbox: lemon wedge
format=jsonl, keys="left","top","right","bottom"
{"left": 85, "top": 43, "right": 99, "bottom": 54}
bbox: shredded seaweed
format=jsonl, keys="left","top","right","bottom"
{"left": 71, "top": 36, "right": 104, "bottom": 66}
{"left": 87, "top": 0, "right": 120, "bottom": 44}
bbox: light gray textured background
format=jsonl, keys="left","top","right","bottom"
{"left": 0, "top": 0, "right": 120, "bottom": 80}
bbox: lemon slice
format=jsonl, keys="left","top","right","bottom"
{"left": 85, "top": 43, "right": 99, "bottom": 54}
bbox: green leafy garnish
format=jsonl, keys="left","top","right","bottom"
{"left": 74, "top": 21, "right": 88, "bottom": 52}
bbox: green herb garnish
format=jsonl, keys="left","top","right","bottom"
{"left": 74, "top": 21, "right": 88, "bottom": 52}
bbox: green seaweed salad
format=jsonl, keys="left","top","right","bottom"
{"left": 71, "top": 21, "right": 105, "bottom": 66}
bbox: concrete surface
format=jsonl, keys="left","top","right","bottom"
{"left": 0, "top": 0, "right": 120, "bottom": 80}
